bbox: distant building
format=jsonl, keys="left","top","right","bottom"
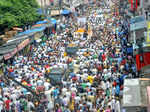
{"left": 138, "top": 0, "right": 150, "bottom": 19}
{"left": 36, "top": 0, "right": 50, "bottom": 7}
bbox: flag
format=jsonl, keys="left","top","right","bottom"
{"left": 135, "top": 0, "right": 138, "bottom": 10}
{"left": 131, "top": 0, "right": 133, "bottom": 10}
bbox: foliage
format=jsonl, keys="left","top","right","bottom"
{"left": 0, "top": 0, "right": 41, "bottom": 33}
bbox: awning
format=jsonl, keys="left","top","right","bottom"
{"left": 0, "top": 55, "right": 3, "bottom": 61}
{"left": 18, "top": 26, "right": 46, "bottom": 36}
{"left": 0, "top": 45, "right": 16, "bottom": 54}
{"left": 32, "top": 24, "right": 44, "bottom": 28}
{"left": 13, "top": 27, "right": 23, "bottom": 31}
{"left": 6, "top": 35, "right": 29, "bottom": 46}
{"left": 36, "top": 20, "right": 48, "bottom": 24}
{"left": 61, "top": 10, "right": 71, "bottom": 15}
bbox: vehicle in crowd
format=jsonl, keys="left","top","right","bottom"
{"left": 45, "top": 67, "right": 65, "bottom": 86}
{"left": 65, "top": 43, "right": 78, "bottom": 55}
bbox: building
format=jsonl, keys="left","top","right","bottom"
{"left": 138, "top": 0, "right": 150, "bottom": 20}
{"left": 36, "top": 0, "right": 50, "bottom": 7}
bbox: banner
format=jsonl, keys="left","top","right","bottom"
{"left": 50, "top": 10, "right": 60, "bottom": 16}
{"left": 18, "top": 39, "right": 30, "bottom": 51}
{"left": 147, "top": 21, "right": 150, "bottom": 44}
{"left": 4, "top": 53, "right": 12, "bottom": 60}
{"left": 4, "top": 48, "right": 18, "bottom": 60}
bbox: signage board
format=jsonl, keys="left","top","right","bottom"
{"left": 4, "top": 48, "right": 18, "bottom": 60}
{"left": 18, "top": 39, "right": 30, "bottom": 51}
{"left": 50, "top": 10, "right": 60, "bottom": 16}
{"left": 147, "top": 21, "right": 150, "bottom": 44}
{"left": 130, "top": 16, "right": 147, "bottom": 31}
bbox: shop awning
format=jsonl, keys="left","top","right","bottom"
{"left": 47, "top": 17, "right": 57, "bottom": 25}
{"left": 36, "top": 20, "right": 48, "bottom": 24}
{"left": 6, "top": 35, "right": 29, "bottom": 45}
{"left": 32, "top": 24, "right": 44, "bottom": 28}
{"left": 0, "top": 55, "right": 3, "bottom": 61}
{"left": 61, "top": 9, "right": 71, "bottom": 15}
{"left": 18, "top": 26, "right": 46, "bottom": 36}
{"left": 0, "top": 45, "right": 16, "bottom": 54}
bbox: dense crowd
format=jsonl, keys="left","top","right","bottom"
{"left": 0, "top": 0, "right": 136, "bottom": 112}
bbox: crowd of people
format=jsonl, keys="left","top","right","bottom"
{"left": 0, "top": 0, "right": 136, "bottom": 112}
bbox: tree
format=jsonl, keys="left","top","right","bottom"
{"left": 0, "top": 0, "right": 42, "bottom": 33}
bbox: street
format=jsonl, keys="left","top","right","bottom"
{"left": 0, "top": 0, "right": 140, "bottom": 112}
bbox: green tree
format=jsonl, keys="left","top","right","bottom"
{"left": 0, "top": 0, "right": 41, "bottom": 33}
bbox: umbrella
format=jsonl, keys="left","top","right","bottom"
{"left": 76, "top": 28, "right": 85, "bottom": 33}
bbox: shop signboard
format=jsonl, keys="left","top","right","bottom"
{"left": 130, "top": 16, "right": 147, "bottom": 31}
{"left": 4, "top": 53, "right": 12, "bottom": 60}
{"left": 146, "top": 21, "right": 150, "bottom": 45}
{"left": 18, "top": 39, "right": 30, "bottom": 51}
{"left": 4, "top": 48, "right": 18, "bottom": 60}
{"left": 11, "top": 48, "right": 17, "bottom": 56}
{"left": 50, "top": 10, "right": 60, "bottom": 16}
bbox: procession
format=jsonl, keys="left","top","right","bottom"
{"left": 0, "top": 0, "right": 136, "bottom": 112}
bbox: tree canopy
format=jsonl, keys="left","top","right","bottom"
{"left": 0, "top": 0, "right": 42, "bottom": 33}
